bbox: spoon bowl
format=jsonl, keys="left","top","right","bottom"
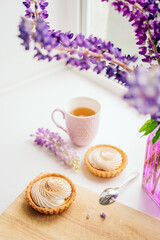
{"left": 99, "top": 188, "right": 118, "bottom": 205}
{"left": 99, "top": 172, "right": 139, "bottom": 205}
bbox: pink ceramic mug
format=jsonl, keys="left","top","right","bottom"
{"left": 51, "top": 97, "right": 101, "bottom": 147}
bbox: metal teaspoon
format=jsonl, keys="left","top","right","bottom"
{"left": 99, "top": 172, "right": 139, "bottom": 205}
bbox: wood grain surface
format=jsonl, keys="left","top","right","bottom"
{"left": 0, "top": 184, "right": 160, "bottom": 240}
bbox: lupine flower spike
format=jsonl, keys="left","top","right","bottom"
{"left": 31, "top": 128, "right": 80, "bottom": 170}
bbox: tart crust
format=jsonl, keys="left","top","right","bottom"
{"left": 26, "top": 173, "right": 76, "bottom": 215}
{"left": 84, "top": 145, "right": 128, "bottom": 178}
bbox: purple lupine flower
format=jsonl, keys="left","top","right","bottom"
{"left": 25, "top": 8, "right": 35, "bottom": 18}
{"left": 115, "top": 67, "right": 128, "bottom": 85}
{"left": 74, "top": 33, "right": 85, "bottom": 47}
{"left": 23, "top": 0, "right": 49, "bottom": 19}
{"left": 106, "top": 65, "right": 115, "bottom": 78}
{"left": 127, "top": 0, "right": 136, "bottom": 4}
{"left": 23, "top": 0, "right": 35, "bottom": 19}
{"left": 33, "top": 17, "right": 51, "bottom": 47}
{"left": 35, "top": 1, "right": 38, "bottom": 10}
{"left": 124, "top": 66, "right": 160, "bottom": 122}
{"left": 18, "top": 17, "right": 32, "bottom": 50}
{"left": 19, "top": 0, "right": 138, "bottom": 85}
{"left": 93, "top": 61, "right": 106, "bottom": 74}
{"left": 54, "top": 53, "right": 68, "bottom": 60}
{"left": 139, "top": 46, "right": 147, "bottom": 55}
{"left": 34, "top": 47, "right": 53, "bottom": 61}
{"left": 32, "top": 21, "right": 132, "bottom": 84}
{"left": 66, "top": 57, "right": 81, "bottom": 67}
{"left": 23, "top": 0, "right": 31, "bottom": 9}
{"left": 60, "top": 34, "right": 71, "bottom": 47}
{"left": 31, "top": 128, "right": 80, "bottom": 170}
{"left": 38, "top": 9, "right": 48, "bottom": 19}
{"left": 39, "top": 1, "right": 48, "bottom": 10}
{"left": 122, "top": 5, "right": 130, "bottom": 17}
{"left": 79, "top": 57, "right": 91, "bottom": 70}
{"left": 126, "top": 55, "right": 138, "bottom": 63}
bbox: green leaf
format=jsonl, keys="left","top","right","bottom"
{"left": 139, "top": 120, "right": 152, "bottom": 132}
{"left": 152, "top": 127, "right": 160, "bottom": 144}
{"left": 139, "top": 119, "right": 158, "bottom": 137}
{"left": 139, "top": 119, "right": 157, "bottom": 132}
{"left": 142, "top": 129, "right": 155, "bottom": 136}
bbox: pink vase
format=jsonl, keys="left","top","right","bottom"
{"left": 142, "top": 129, "right": 160, "bottom": 207}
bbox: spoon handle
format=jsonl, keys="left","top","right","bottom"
{"left": 118, "top": 172, "right": 139, "bottom": 189}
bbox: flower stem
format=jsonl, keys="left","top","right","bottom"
{"left": 56, "top": 46, "right": 134, "bottom": 73}
{"left": 146, "top": 20, "right": 160, "bottom": 66}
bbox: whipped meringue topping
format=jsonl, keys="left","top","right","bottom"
{"left": 31, "top": 177, "right": 72, "bottom": 209}
{"left": 88, "top": 146, "right": 122, "bottom": 171}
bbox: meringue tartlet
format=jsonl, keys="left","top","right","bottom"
{"left": 84, "top": 145, "right": 128, "bottom": 178}
{"left": 26, "top": 173, "right": 76, "bottom": 215}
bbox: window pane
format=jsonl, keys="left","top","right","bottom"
{"left": 82, "top": 0, "right": 139, "bottom": 58}
{"left": 107, "top": 7, "right": 139, "bottom": 56}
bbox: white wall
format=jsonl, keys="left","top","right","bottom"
{"left": 0, "top": 0, "right": 80, "bottom": 89}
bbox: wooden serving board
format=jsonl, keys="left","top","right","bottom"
{"left": 0, "top": 184, "right": 160, "bottom": 240}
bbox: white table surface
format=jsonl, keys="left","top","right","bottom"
{"left": 0, "top": 64, "right": 160, "bottom": 220}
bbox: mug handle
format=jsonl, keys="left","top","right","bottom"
{"left": 51, "top": 108, "right": 68, "bottom": 134}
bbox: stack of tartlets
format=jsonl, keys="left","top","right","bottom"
{"left": 26, "top": 173, "right": 76, "bottom": 215}
{"left": 84, "top": 145, "right": 128, "bottom": 178}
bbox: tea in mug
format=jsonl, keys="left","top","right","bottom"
{"left": 70, "top": 107, "right": 96, "bottom": 117}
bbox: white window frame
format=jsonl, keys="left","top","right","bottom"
{"left": 80, "top": 0, "right": 109, "bottom": 39}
